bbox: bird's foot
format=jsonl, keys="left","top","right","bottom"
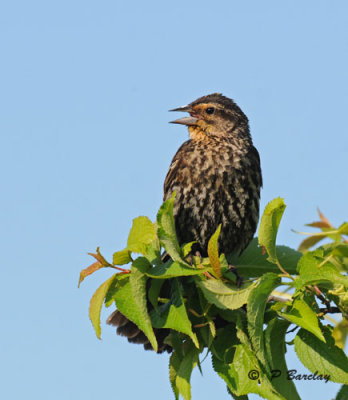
{"left": 228, "top": 264, "right": 243, "bottom": 287}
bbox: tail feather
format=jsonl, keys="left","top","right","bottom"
{"left": 128, "top": 331, "right": 149, "bottom": 344}
{"left": 106, "top": 310, "right": 128, "bottom": 327}
{"left": 106, "top": 310, "right": 172, "bottom": 353}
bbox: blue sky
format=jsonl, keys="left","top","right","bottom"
{"left": 1, "top": 1, "right": 347, "bottom": 399}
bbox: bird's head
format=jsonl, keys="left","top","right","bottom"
{"left": 170, "top": 93, "right": 250, "bottom": 141}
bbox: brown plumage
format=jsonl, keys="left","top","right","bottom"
{"left": 165, "top": 93, "right": 262, "bottom": 256}
{"left": 107, "top": 93, "right": 262, "bottom": 352}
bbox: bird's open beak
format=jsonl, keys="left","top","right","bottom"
{"left": 169, "top": 104, "right": 199, "bottom": 126}
{"left": 169, "top": 116, "right": 198, "bottom": 125}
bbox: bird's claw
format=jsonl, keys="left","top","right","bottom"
{"left": 228, "top": 264, "right": 243, "bottom": 287}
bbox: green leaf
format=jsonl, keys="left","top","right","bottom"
{"left": 182, "top": 241, "right": 196, "bottom": 257}
{"left": 332, "top": 243, "right": 348, "bottom": 258}
{"left": 104, "top": 273, "right": 129, "bottom": 307}
{"left": 148, "top": 279, "right": 165, "bottom": 309}
{"left": 234, "top": 306, "right": 253, "bottom": 349}
{"left": 114, "top": 277, "right": 158, "bottom": 352}
{"left": 211, "top": 324, "right": 239, "bottom": 362}
{"left": 150, "top": 279, "right": 199, "bottom": 348}
{"left": 212, "top": 344, "right": 285, "bottom": 400}
{"left": 278, "top": 299, "right": 325, "bottom": 342}
{"left": 228, "top": 239, "right": 300, "bottom": 277}
{"left": 89, "top": 274, "right": 117, "bottom": 339}
{"left": 338, "top": 222, "right": 348, "bottom": 235}
{"left": 169, "top": 351, "right": 180, "bottom": 400}
{"left": 258, "top": 198, "right": 286, "bottom": 265}
{"left": 228, "top": 391, "right": 248, "bottom": 400}
{"left": 128, "top": 259, "right": 157, "bottom": 351}
{"left": 195, "top": 326, "right": 209, "bottom": 349}
{"left": 113, "top": 249, "right": 132, "bottom": 265}
{"left": 175, "top": 344, "right": 198, "bottom": 400}
{"left": 144, "top": 236, "right": 162, "bottom": 265}
{"left": 296, "top": 252, "right": 348, "bottom": 289}
{"left": 332, "top": 319, "right": 348, "bottom": 349}
{"left": 197, "top": 280, "right": 257, "bottom": 310}
{"left": 247, "top": 273, "right": 281, "bottom": 369}
{"left": 157, "top": 193, "right": 187, "bottom": 264}
{"left": 336, "top": 385, "right": 348, "bottom": 400}
{"left": 294, "top": 327, "right": 348, "bottom": 384}
{"left": 132, "top": 256, "right": 151, "bottom": 273}
{"left": 146, "top": 261, "right": 208, "bottom": 279}
{"left": 264, "top": 318, "right": 301, "bottom": 400}
{"left": 208, "top": 224, "right": 222, "bottom": 278}
{"left": 127, "top": 216, "right": 156, "bottom": 254}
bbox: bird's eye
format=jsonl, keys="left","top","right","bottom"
{"left": 206, "top": 107, "right": 215, "bottom": 115}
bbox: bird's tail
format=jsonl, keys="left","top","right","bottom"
{"left": 106, "top": 310, "right": 172, "bottom": 353}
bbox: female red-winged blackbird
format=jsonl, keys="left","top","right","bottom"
{"left": 107, "top": 93, "right": 262, "bottom": 352}
{"left": 165, "top": 93, "right": 262, "bottom": 256}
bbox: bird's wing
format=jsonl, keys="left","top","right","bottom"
{"left": 163, "top": 140, "right": 192, "bottom": 200}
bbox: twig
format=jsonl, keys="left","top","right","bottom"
{"left": 286, "top": 325, "right": 300, "bottom": 334}
{"left": 317, "top": 306, "right": 341, "bottom": 317}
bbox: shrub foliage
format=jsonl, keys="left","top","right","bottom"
{"left": 79, "top": 196, "right": 348, "bottom": 400}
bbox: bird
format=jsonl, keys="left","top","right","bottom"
{"left": 107, "top": 93, "right": 262, "bottom": 352}
{"left": 164, "top": 93, "right": 262, "bottom": 256}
